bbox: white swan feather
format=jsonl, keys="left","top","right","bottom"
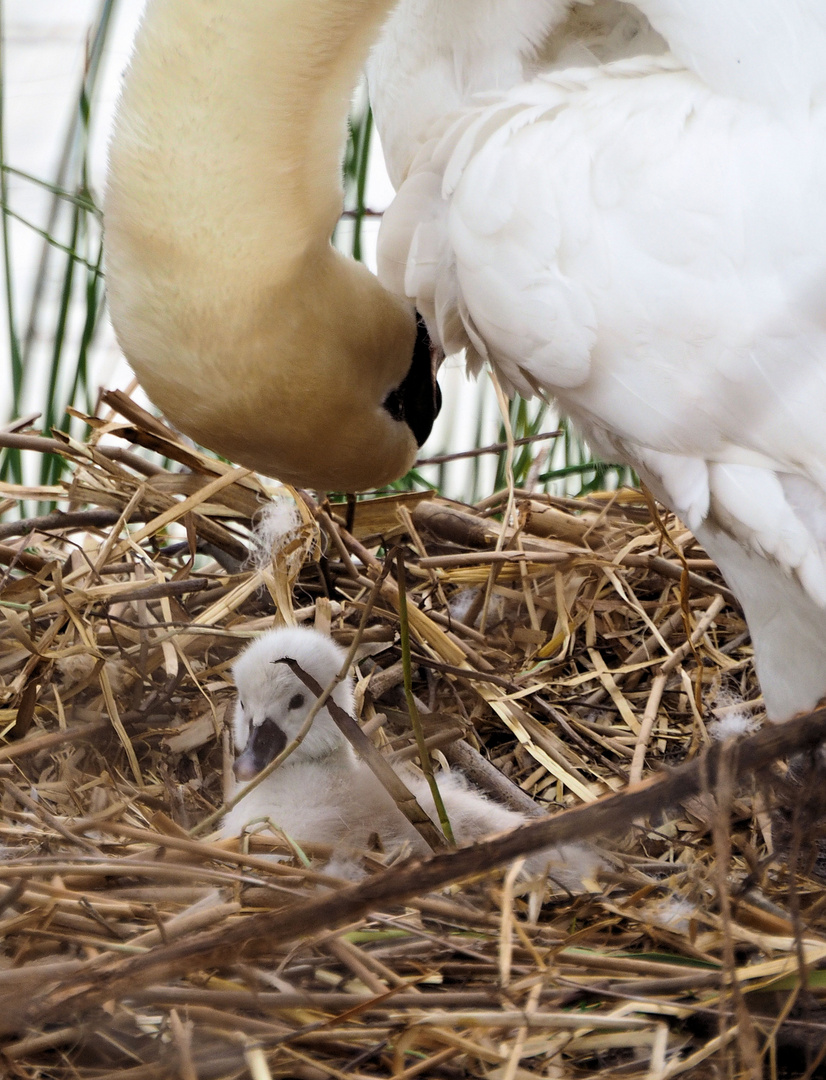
{"left": 369, "top": 0, "right": 826, "bottom": 720}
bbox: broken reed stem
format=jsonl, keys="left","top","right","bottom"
{"left": 629, "top": 673, "right": 667, "bottom": 785}
{"left": 660, "top": 593, "right": 726, "bottom": 675}
{"left": 0, "top": 508, "right": 141, "bottom": 540}
{"left": 20, "top": 705, "right": 826, "bottom": 1031}
{"left": 0, "top": 718, "right": 110, "bottom": 763}
{"left": 396, "top": 549, "right": 454, "bottom": 844}
{"left": 416, "top": 429, "right": 561, "bottom": 467}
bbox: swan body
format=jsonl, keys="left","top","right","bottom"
{"left": 105, "top": 0, "right": 439, "bottom": 492}
{"left": 222, "top": 628, "right": 593, "bottom": 886}
{"left": 368, "top": 0, "right": 826, "bottom": 720}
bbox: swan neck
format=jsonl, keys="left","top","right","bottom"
{"left": 109, "top": 0, "right": 399, "bottom": 263}
{"left": 105, "top": 0, "right": 421, "bottom": 492}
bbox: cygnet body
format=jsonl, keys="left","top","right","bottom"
{"left": 222, "top": 628, "right": 598, "bottom": 887}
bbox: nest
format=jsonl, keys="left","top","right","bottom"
{"left": 1, "top": 391, "right": 826, "bottom": 1079}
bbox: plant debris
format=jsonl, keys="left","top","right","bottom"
{"left": 1, "top": 393, "right": 826, "bottom": 1079}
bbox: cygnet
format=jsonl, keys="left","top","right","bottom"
{"left": 222, "top": 626, "right": 600, "bottom": 888}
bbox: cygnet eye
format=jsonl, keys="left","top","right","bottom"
{"left": 287, "top": 692, "right": 305, "bottom": 711}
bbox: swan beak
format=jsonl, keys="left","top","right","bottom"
{"left": 383, "top": 315, "right": 443, "bottom": 448}
{"left": 233, "top": 718, "right": 288, "bottom": 781}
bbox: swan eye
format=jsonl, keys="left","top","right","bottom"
{"left": 238, "top": 699, "right": 245, "bottom": 712}
{"left": 288, "top": 692, "right": 305, "bottom": 711}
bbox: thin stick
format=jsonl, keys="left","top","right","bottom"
{"left": 660, "top": 594, "right": 726, "bottom": 674}
{"left": 629, "top": 673, "right": 667, "bottom": 785}
{"left": 396, "top": 550, "right": 454, "bottom": 844}
{"left": 416, "top": 429, "right": 561, "bottom": 466}
{"left": 0, "top": 718, "right": 109, "bottom": 763}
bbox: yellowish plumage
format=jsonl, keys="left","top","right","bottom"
{"left": 105, "top": 0, "right": 418, "bottom": 491}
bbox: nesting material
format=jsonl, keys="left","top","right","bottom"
{"left": 0, "top": 398, "right": 825, "bottom": 1079}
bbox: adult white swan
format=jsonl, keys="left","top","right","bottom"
{"left": 105, "top": 0, "right": 826, "bottom": 720}
{"left": 366, "top": 0, "right": 826, "bottom": 722}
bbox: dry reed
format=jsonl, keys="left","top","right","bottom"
{"left": 1, "top": 392, "right": 825, "bottom": 1079}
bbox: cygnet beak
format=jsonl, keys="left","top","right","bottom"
{"left": 233, "top": 718, "right": 288, "bottom": 781}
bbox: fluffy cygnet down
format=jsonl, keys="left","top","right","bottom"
{"left": 222, "top": 627, "right": 600, "bottom": 888}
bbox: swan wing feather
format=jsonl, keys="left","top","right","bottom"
{"left": 380, "top": 58, "right": 826, "bottom": 614}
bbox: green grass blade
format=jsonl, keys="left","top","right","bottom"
{"left": 0, "top": 0, "right": 24, "bottom": 483}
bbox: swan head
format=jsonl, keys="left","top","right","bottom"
{"left": 231, "top": 627, "right": 356, "bottom": 781}
{"left": 104, "top": 225, "right": 443, "bottom": 490}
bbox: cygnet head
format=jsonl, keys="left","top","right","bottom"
{"left": 231, "top": 627, "right": 355, "bottom": 781}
